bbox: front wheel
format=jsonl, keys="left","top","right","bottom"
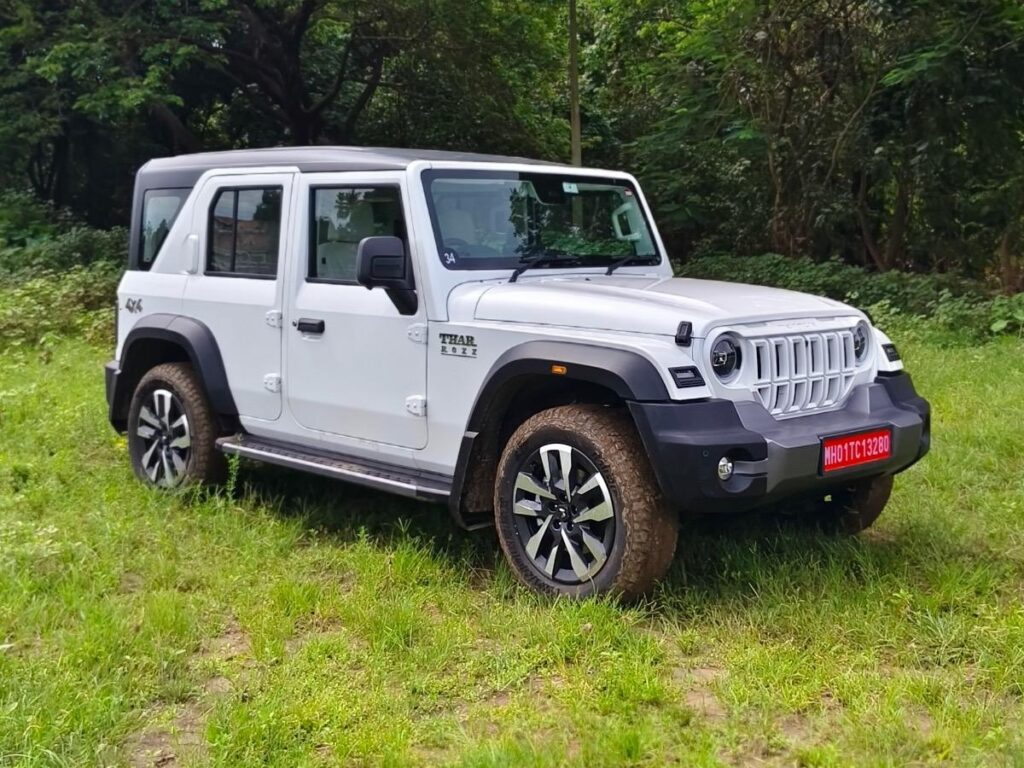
{"left": 493, "top": 405, "right": 678, "bottom": 599}
{"left": 126, "top": 362, "right": 226, "bottom": 488}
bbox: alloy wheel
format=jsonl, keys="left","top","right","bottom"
{"left": 511, "top": 443, "right": 616, "bottom": 584}
{"left": 135, "top": 388, "right": 191, "bottom": 487}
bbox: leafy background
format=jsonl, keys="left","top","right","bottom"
{"left": 0, "top": 0, "right": 1022, "bottom": 337}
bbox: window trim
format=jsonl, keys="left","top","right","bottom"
{"left": 306, "top": 183, "right": 406, "bottom": 286}
{"left": 204, "top": 185, "right": 284, "bottom": 280}
{"left": 138, "top": 187, "right": 190, "bottom": 272}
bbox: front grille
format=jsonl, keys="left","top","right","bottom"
{"left": 750, "top": 330, "right": 857, "bottom": 416}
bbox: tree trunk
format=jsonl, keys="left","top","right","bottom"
{"left": 149, "top": 103, "right": 201, "bottom": 154}
{"left": 997, "top": 226, "right": 1023, "bottom": 294}
{"left": 882, "top": 172, "right": 910, "bottom": 271}
{"left": 855, "top": 171, "right": 884, "bottom": 271}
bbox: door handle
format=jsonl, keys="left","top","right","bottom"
{"left": 295, "top": 318, "right": 325, "bottom": 335}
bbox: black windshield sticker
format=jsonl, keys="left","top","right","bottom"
{"left": 442, "top": 248, "right": 458, "bottom": 266}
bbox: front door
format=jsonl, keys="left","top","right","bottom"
{"left": 285, "top": 173, "right": 428, "bottom": 449}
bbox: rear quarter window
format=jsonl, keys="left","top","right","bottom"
{"left": 140, "top": 189, "right": 189, "bottom": 270}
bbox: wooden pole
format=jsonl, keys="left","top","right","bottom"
{"left": 569, "top": 0, "right": 582, "bottom": 166}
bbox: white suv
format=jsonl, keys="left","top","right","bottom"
{"left": 105, "top": 147, "right": 930, "bottom": 598}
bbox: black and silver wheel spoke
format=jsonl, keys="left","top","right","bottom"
{"left": 136, "top": 388, "right": 191, "bottom": 487}
{"left": 511, "top": 443, "right": 616, "bottom": 585}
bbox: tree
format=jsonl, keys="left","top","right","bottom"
{"left": 584, "top": 0, "right": 1024, "bottom": 289}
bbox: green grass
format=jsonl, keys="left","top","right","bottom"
{"left": 1, "top": 334, "right": 1023, "bottom": 767}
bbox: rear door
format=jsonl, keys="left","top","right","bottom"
{"left": 284, "top": 172, "right": 428, "bottom": 449}
{"left": 183, "top": 172, "right": 295, "bottom": 422}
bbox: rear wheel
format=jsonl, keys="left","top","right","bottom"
{"left": 127, "top": 363, "right": 226, "bottom": 488}
{"left": 494, "top": 405, "right": 677, "bottom": 599}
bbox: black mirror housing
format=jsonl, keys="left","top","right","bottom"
{"left": 355, "top": 236, "right": 418, "bottom": 315}
{"left": 356, "top": 236, "right": 414, "bottom": 290}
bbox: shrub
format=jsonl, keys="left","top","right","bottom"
{"left": 0, "top": 225, "right": 127, "bottom": 274}
{"left": 0, "top": 191, "right": 67, "bottom": 247}
{"left": 0, "top": 193, "right": 126, "bottom": 349}
{"left": 0, "top": 264, "right": 120, "bottom": 350}
{"left": 0, "top": 191, "right": 126, "bottom": 274}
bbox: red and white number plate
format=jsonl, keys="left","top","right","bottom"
{"left": 821, "top": 428, "right": 892, "bottom": 473}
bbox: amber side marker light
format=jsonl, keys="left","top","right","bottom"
{"left": 551, "top": 364, "right": 568, "bottom": 375}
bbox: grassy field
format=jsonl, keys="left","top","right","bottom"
{"left": 1, "top": 334, "right": 1023, "bottom": 767}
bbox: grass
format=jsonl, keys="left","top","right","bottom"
{"left": 1, "top": 333, "right": 1023, "bottom": 767}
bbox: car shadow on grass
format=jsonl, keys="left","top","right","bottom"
{"left": 227, "top": 461, "right": 1009, "bottom": 610}
{"left": 229, "top": 462, "right": 499, "bottom": 564}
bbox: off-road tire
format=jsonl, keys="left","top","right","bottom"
{"left": 127, "top": 362, "right": 226, "bottom": 487}
{"left": 817, "top": 474, "right": 894, "bottom": 534}
{"left": 494, "top": 405, "right": 678, "bottom": 599}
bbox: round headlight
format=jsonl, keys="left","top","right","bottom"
{"left": 711, "top": 336, "right": 741, "bottom": 380}
{"left": 853, "top": 322, "right": 870, "bottom": 362}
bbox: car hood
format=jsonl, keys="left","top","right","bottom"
{"left": 454, "top": 274, "right": 861, "bottom": 337}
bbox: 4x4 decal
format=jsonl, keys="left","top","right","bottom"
{"left": 124, "top": 298, "right": 143, "bottom": 314}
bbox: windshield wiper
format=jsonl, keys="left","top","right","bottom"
{"left": 509, "top": 252, "right": 580, "bottom": 283}
{"left": 605, "top": 255, "right": 637, "bottom": 275}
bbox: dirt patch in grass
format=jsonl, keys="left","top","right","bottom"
{"left": 674, "top": 665, "right": 728, "bottom": 725}
{"left": 776, "top": 712, "right": 814, "bottom": 744}
{"left": 126, "top": 702, "right": 206, "bottom": 768}
{"left": 125, "top": 617, "right": 251, "bottom": 767}
{"left": 200, "top": 617, "right": 250, "bottom": 661}
{"left": 119, "top": 571, "right": 144, "bottom": 593}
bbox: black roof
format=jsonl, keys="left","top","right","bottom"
{"left": 141, "top": 146, "right": 564, "bottom": 179}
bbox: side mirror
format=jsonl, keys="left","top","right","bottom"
{"left": 355, "top": 236, "right": 417, "bottom": 315}
{"left": 356, "top": 236, "right": 414, "bottom": 290}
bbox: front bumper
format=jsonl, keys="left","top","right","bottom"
{"left": 629, "top": 372, "right": 930, "bottom": 514}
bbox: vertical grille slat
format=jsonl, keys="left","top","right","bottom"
{"left": 745, "top": 327, "right": 859, "bottom": 417}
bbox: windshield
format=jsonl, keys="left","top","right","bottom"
{"left": 423, "top": 170, "right": 661, "bottom": 271}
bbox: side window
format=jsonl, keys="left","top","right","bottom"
{"left": 207, "top": 187, "right": 283, "bottom": 277}
{"left": 309, "top": 186, "right": 405, "bottom": 283}
{"left": 140, "top": 189, "right": 188, "bottom": 270}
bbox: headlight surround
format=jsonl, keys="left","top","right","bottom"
{"left": 853, "top": 321, "right": 871, "bottom": 362}
{"left": 710, "top": 335, "right": 741, "bottom": 380}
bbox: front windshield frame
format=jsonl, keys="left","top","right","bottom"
{"left": 421, "top": 169, "right": 664, "bottom": 272}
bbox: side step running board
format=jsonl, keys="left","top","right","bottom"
{"left": 216, "top": 435, "right": 451, "bottom": 503}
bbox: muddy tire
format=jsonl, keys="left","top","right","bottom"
{"left": 127, "top": 362, "right": 227, "bottom": 488}
{"left": 494, "top": 405, "right": 678, "bottom": 599}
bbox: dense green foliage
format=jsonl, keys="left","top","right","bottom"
{"left": 2, "top": 332, "right": 1023, "bottom": 766}
{"left": 584, "top": 0, "right": 1024, "bottom": 292}
{"left": 1, "top": 0, "right": 1021, "bottom": 292}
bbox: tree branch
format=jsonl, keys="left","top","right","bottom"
{"left": 340, "top": 55, "right": 384, "bottom": 141}
{"left": 304, "top": 36, "right": 355, "bottom": 116}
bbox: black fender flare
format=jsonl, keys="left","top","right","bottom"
{"left": 449, "top": 341, "right": 669, "bottom": 528}
{"left": 469, "top": 340, "right": 670, "bottom": 428}
{"left": 109, "top": 314, "right": 237, "bottom": 430}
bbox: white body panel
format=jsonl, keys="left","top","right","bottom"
{"left": 283, "top": 170, "right": 429, "bottom": 450}
{"left": 183, "top": 171, "right": 294, "bottom": 421}
{"left": 470, "top": 275, "right": 855, "bottom": 338}
{"left": 116, "top": 154, "right": 900, "bottom": 480}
